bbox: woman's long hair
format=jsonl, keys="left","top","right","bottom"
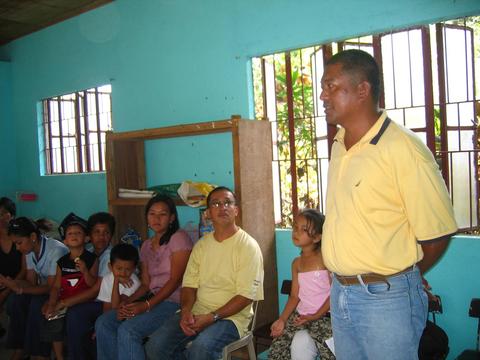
{"left": 145, "top": 195, "right": 180, "bottom": 246}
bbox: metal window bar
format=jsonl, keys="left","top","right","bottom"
{"left": 45, "top": 100, "right": 54, "bottom": 174}
{"left": 42, "top": 86, "right": 112, "bottom": 175}
{"left": 74, "top": 93, "right": 83, "bottom": 173}
{"left": 94, "top": 88, "right": 103, "bottom": 171}
{"left": 56, "top": 97, "right": 65, "bottom": 173}
{"left": 285, "top": 51, "right": 299, "bottom": 217}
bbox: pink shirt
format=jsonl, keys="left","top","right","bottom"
{"left": 296, "top": 269, "right": 331, "bottom": 315}
{"left": 140, "top": 229, "right": 193, "bottom": 303}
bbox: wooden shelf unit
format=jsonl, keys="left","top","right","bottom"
{"left": 105, "top": 116, "right": 278, "bottom": 328}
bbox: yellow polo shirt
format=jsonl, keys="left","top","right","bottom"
{"left": 322, "top": 111, "right": 457, "bottom": 276}
{"left": 182, "top": 228, "right": 264, "bottom": 336}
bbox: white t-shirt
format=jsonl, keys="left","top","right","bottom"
{"left": 96, "top": 272, "right": 141, "bottom": 303}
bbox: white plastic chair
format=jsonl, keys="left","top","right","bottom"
{"left": 221, "top": 301, "right": 259, "bottom": 360}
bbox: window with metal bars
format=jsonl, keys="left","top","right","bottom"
{"left": 252, "top": 16, "right": 480, "bottom": 232}
{"left": 42, "top": 85, "right": 112, "bottom": 174}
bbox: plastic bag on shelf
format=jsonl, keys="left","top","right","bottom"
{"left": 177, "top": 181, "right": 216, "bottom": 207}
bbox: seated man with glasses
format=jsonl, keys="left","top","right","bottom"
{"left": 145, "top": 186, "right": 264, "bottom": 360}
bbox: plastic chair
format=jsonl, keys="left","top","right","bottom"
{"left": 221, "top": 301, "right": 259, "bottom": 360}
{"left": 456, "top": 298, "right": 480, "bottom": 359}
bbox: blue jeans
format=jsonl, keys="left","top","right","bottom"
{"left": 95, "top": 300, "right": 179, "bottom": 360}
{"left": 6, "top": 293, "right": 52, "bottom": 357}
{"left": 330, "top": 267, "right": 428, "bottom": 360}
{"left": 145, "top": 312, "right": 240, "bottom": 360}
{"left": 65, "top": 301, "right": 102, "bottom": 360}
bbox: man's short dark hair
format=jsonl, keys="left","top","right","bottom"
{"left": 326, "top": 49, "right": 381, "bottom": 104}
{"left": 87, "top": 212, "right": 116, "bottom": 236}
{"left": 110, "top": 243, "right": 139, "bottom": 266}
{"left": 206, "top": 186, "right": 237, "bottom": 207}
{"left": 0, "top": 197, "right": 16, "bottom": 217}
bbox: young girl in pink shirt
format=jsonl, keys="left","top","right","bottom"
{"left": 268, "top": 209, "right": 334, "bottom": 360}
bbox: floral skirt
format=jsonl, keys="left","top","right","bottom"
{"left": 268, "top": 311, "right": 335, "bottom": 360}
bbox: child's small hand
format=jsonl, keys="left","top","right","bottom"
{"left": 117, "top": 303, "right": 129, "bottom": 320}
{"left": 43, "top": 302, "right": 56, "bottom": 318}
{"left": 118, "top": 277, "right": 134, "bottom": 288}
{"left": 55, "top": 300, "right": 67, "bottom": 312}
{"left": 293, "top": 314, "right": 312, "bottom": 326}
{"left": 74, "top": 258, "right": 88, "bottom": 273}
{"left": 270, "top": 318, "right": 285, "bottom": 338}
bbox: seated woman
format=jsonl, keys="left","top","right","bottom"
{"left": 95, "top": 195, "right": 193, "bottom": 360}
{"left": 0, "top": 197, "right": 25, "bottom": 338}
{"left": 1, "top": 217, "right": 68, "bottom": 360}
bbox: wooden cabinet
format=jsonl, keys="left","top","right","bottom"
{"left": 105, "top": 115, "right": 278, "bottom": 327}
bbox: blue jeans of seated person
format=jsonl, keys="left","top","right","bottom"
{"left": 6, "top": 293, "right": 52, "bottom": 357}
{"left": 66, "top": 301, "right": 102, "bottom": 360}
{"left": 95, "top": 300, "right": 179, "bottom": 360}
{"left": 145, "top": 312, "right": 240, "bottom": 360}
{"left": 330, "top": 266, "right": 428, "bottom": 360}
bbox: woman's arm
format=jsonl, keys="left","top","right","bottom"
{"left": 14, "top": 255, "right": 27, "bottom": 280}
{"left": 45, "top": 266, "right": 62, "bottom": 316}
{"left": 6, "top": 269, "right": 50, "bottom": 295}
{"left": 125, "top": 249, "right": 191, "bottom": 315}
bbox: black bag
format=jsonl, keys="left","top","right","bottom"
{"left": 418, "top": 320, "right": 449, "bottom": 360}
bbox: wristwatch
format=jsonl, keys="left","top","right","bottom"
{"left": 211, "top": 312, "right": 221, "bottom": 322}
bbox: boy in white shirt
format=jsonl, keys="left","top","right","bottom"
{"left": 97, "top": 243, "right": 142, "bottom": 311}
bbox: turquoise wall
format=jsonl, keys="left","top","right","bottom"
{"left": 0, "top": 0, "right": 478, "bottom": 222}
{"left": 275, "top": 231, "right": 480, "bottom": 359}
{"left": 0, "top": 61, "right": 16, "bottom": 199}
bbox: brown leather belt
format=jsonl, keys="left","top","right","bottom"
{"left": 334, "top": 265, "right": 416, "bottom": 287}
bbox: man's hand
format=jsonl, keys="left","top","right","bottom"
{"left": 179, "top": 310, "right": 196, "bottom": 336}
{"left": 190, "top": 313, "right": 214, "bottom": 333}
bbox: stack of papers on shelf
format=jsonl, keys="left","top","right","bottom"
{"left": 118, "top": 188, "right": 155, "bottom": 198}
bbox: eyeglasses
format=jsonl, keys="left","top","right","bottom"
{"left": 209, "top": 200, "right": 235, "bottom": 208}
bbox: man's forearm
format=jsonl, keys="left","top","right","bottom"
{"left": 213, "top": 295, "right": 252, "bottom": 319}
{"left": 417, "top": 235, "right": 453, "bottom": 274}
{"left": 180, "top": 287, "right": 197, "bottom": 312}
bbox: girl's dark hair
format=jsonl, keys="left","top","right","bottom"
{"left": 110, "top": 243, "right": 139, "bottom": 266}
{"left": 87, "top": 212, "right": 116, "bottom": 235}
{"left": 8, "top": 217, "right": 52, "bottom": 238}
{"left": 298, "top": 208, "right": 325, "bottom": 250}
{"left": 145, "top": 195, "right": 179, "bottom": 246}
{"left": 0, "top": 197, "right": 16, "bottom": 217}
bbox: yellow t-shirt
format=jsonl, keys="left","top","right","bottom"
{"left": 182, "top": 228, "right": 264, "bottom": 336}
{"left": 322, "top": 111, "right": 458, "bottom": 276}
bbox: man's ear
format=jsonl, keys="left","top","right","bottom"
{"left": 108, "top": 262, "right": 112, "bottom": 272}
{"left": 357, "top": 80, "right": 372, "bottom": 102}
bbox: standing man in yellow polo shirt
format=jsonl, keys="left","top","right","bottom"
{"left": 145, "top": 186, "right": 264, "bottom": 360}
{"left": 321, "top": 49, "right": 457, "bottom": 360}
